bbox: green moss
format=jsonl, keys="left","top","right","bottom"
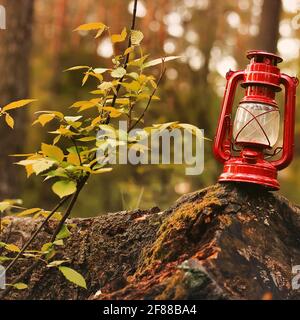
{"left": 137, "top": 188, "right": 222, "bottom": 276}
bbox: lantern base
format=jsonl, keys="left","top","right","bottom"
{"left": 218, "top": 157, "right": 279, "bottom": 190}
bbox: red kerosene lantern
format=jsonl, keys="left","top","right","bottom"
{"left": 214, "top": 50, "right": 298, "bottom": 190}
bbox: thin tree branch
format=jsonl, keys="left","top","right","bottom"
{"left": 1, "top": 0, "right": 140, "bottom": 299}
{"left": 50, "top": 174, "right": 89, "bottom": 242}
{"left": 71, "top": 138, "right": 83, "bottom": 166}
{"left": 0, "top": 260, "right": 40, "bottom": 299}
{"left": 4, "top": 196, "right": 71, "bottom": 274}
{"left": 128, "top": 66, "right": 166, "bottom": 132}
{"left": 111, "top": 0, "right": 138, "bottom": 108}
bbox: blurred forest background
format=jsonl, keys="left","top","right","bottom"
{"left": 0, "top": 0, "right": 299, "bottom": 217}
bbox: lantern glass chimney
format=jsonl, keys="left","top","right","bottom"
{"left": 232, "top": 102, "right": 280, "bottom": 148}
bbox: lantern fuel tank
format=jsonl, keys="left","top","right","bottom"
{"left": 213, "top": 50, "right": 298, "bottom": 190}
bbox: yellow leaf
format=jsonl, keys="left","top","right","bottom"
{"left": 10, "top": 153, "right": 35, "bottom": 157}
{"left": 17, "top": 208, "right": 41, "bottom": 217}
{"left": 82, "top": 72, "right": 89, "bottom": 86}
{"left": 58, "top": 266, "right": 87, "bottom": 289}
{"left": 95, "top": 28, "right": 105, "bottom": 38}
{"left": 3, "top": 99, "right": 37, "bottom": 112}
{"left": 32, "top": 159, "right": 56, "bottom": 175}
{"left": 52, "top": 180, "right": 77, "bottom": 198}
{"left": 99, "top": 81, "right": 114, "bottom": 91}
{"left": 74, "top": 22, "right": 106, "bottom": 31}
{"left": 111, "top": 27, "right": 127, "bottom": 43}
{"left": 1, "top": 218, "right": 11, "bottom": 226}
{"left": 67, "top": 153, "right": 81, "bottom": 166}
{"left": 143, "top": 56, "right": 182, "bottom": 68}
{"left": 77, "top": 136, "right": 96, "bottom": 142}
{"left": 41, "top": 143, "right": 64, "bottom": 162}
{"left": 91, "top": 168, "right": 113, "bottom": 174}
{"left": 25, "top": 164, "right": 34, "bottom": 178}
{"left": 70, "top": 100, "right": 87, "bottom": 108}
{"left": 13, "top": 283, "right": 28, "bottom": 290}
{"left": 124, "top": 47, "right": 133, "bottom": 56}
{"left": 85, "top": 72, "right": 103, "bottom": 82}
{"left": 39, "top": 211, "right": 62, "bottom": 220}
{"left": 115, "top": 98, "right": 130, "bottom": 105}
{"left": 34, "top": 114, "right": 55, "bottom": 127}
{"left": 5, "top": 113, "right": 14, "bottom": 128}
{"left": 111, "top": 67, "right": 126, "bottom": 78}
{"left": 0, "top": 202, "right": 10, "bottom": 212}
{"left": 130, "top": 30, "right": 144, "bottom": 45}
{"left": 91, "top": 116, "right": 103, "bottom": 127}
{"left": 53, "top": 135, "right": 61, "bottom": 145}
{"left": 121, "top": 81, "right": 141, "bottom": 92}
{"left": 5, "top": 243, "right": 20, "bottom": 252}
{"left": 103, "top": 107, "right": 123, "bottom": 118}
{"left": 64, "top": 66, "right": 90, "bottom": 72}
{"left": 93, "top": 68, "right": 109, "bottom": 74}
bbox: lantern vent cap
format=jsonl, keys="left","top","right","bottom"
{"left": 246, "top": 50, "right": 283, "bottom": 65}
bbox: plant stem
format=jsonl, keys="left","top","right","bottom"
{"left": 71, "top": 138, "right": 83, "bottom": 166}
{"left": 1, "top": 0, "right": 140, "bottom": 299}
{"left": 128, "top": 65, "right": 166, "bottom": 132}
{"left": 4, "top": 196, "right": 70, "bottom": 274}
{"left": 111, "top": 0, "right": 138, "bottom": 108}
{"left": 0, "top": 260, "right": 40, "bottom": 299}
{"left": 50, "top": 174, "right": 89, "bottom": 242}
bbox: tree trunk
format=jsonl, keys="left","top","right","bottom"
{"left": 0, "top": 0, "right": 34, "bottom": 198}
{"left": 1, "top": 183, "right": 300, "bottom": 300}
{"left": 255, "top": 0, "right": 281, "bottom": 53}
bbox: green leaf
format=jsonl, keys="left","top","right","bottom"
{"left": 131, "top": 30, "right": 144, "bottom": 45}
{"left": 56, "top": 224, "right": 71, "bottom": 240}
{"left": 98, "top": 81, "right": 114, "bottom": 91}
{"left": 5, "top": 113, "right": 14, "bottom": 128}
{"left": 0, "top": 256, "right": 12, "bottom": 262}
{"left": 53, "top": 239, "right": 64, "bottom": 246}
{"left": 13, "top": 283, "right": 28, "bottom": 290}
{"left": 58, "top": 266, "right": 87, "bottom": 289}
{"left": 111, "top": 67, "right": 126, "bottom": 78}
{"left": 2, "top": 99, "right": 37, "bottom": 112}
{"left": 47, "top": 260, "right": 68, "bottom": 268}
{"left": 52, "top": 180, "right": 77, "bottom": 198}
{"left": 93, "top": 68, "right": 109, "bottom": 74}
{"left": 42, "top": 143, "right": 65, "bottom": 162}
{"left": 41, "top": 242, "right": 53, "bottom": 252}
{"left": 91, "top": 168, "right": 113, "bottom": 174}
{"left": 32, "top": 159, "right": 56, "bottom": 175}
{"left": 143, "top": 56, "right": 182, "bottom": 68}
{"left": 77, "top": 136, "right": 96, "bottom": 142}
{"left": 64, "top": 116, "right": 82, "bottom": 122}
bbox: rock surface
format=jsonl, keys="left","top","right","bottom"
{"left": 1, "top": 183, "right": 300, "bottom": 300}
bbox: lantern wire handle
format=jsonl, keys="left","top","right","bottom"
{"left": 264, "top": 146, "right": 283, "bottom": 159}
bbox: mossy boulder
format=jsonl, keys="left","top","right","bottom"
{"left": 1, "top": 183, "right": 300, "bottom": 300}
